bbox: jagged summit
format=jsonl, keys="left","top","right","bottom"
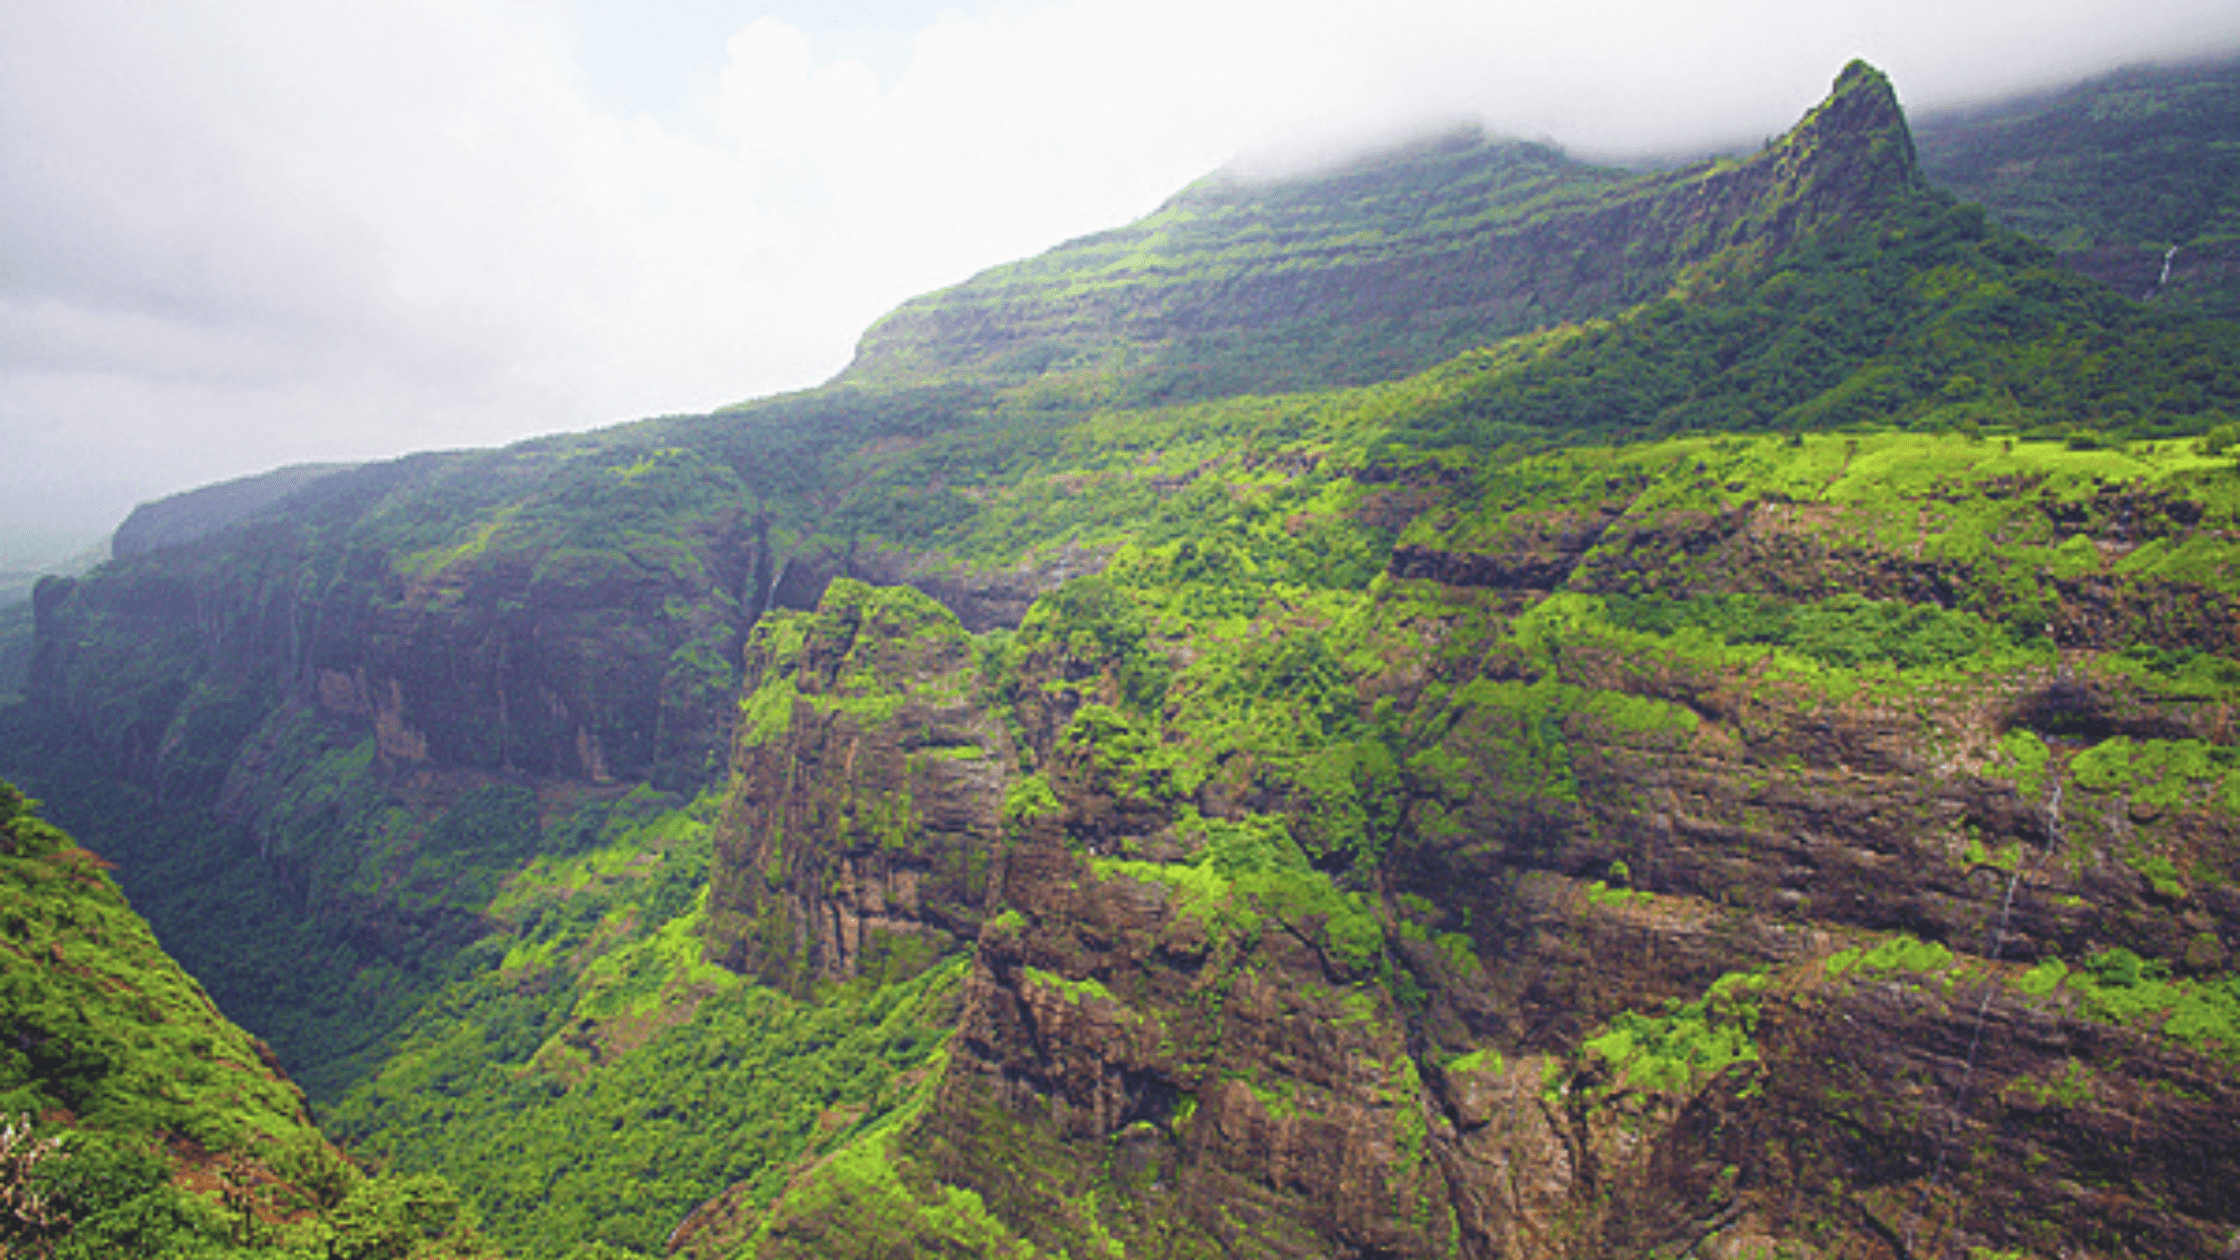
{"left": 1770, "top": 58, "right": 1921, "bottom": 207}
{"left": 838, "top": 60, "right": 1926, "bottom": 404}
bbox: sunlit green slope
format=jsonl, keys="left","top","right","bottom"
{"left": 321, "top": 789, "right": 962, "bottom": 1258}
{"left": 0, "top": 780, "right": 497, "bottom": 1258}
{"left": 843, "top": 60, "right": 1920, "bottom": 403}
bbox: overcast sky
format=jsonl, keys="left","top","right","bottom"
{"left": 3, "top": 0, "right": 2237, "bottom": 568}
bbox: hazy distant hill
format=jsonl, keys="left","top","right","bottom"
{"left": 0, "top": 602, "right": 29, "bottom": 703}
{"left": 1916, "top": 52, "right": 2240, "bottom": 318}
{"left": 110, "top": 462, "right": 358, "bottom": 560}
{"left": 0, "top": 539, "right": 107, "bottom": 607}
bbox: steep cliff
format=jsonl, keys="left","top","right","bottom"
{"left": 698, "top": 430, "right": 2240, "bottom": 1259}
{"left": 706, "top": 580, "right": 1015, "bottom": 992}
{"left": 4, "top": 57, "right": 2239, "bottom": 1260}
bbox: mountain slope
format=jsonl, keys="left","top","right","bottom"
{"left": 684, "top": 422, "right": 2240, "bottom": 1260}
{"left": 1916, "top": 52, "right": 2240, "bottom": 318}
{"left": 1, "top": 781, "right": 320, "bottom": 1152}
{"left": 843, "top": 61, "right": 1920, "bottom": 404}
{"left": 2, "top": 63, "right": 1953, "bottom": 1099}
{"left": 0, "top": 780, "right": 497, "bottom": 1258}
{"left": 2, "top": 58, "right": 2238, "bottom": 1260}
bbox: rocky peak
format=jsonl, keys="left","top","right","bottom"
{"left": 1774, "top": 59, "right": 1921, "bottom": 206}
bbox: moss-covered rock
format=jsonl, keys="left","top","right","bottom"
{"left": 706, "top": 580, "right": 1015, "bottom": 993}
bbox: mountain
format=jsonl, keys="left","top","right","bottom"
{"left": 0, "top": 779, "right": 495, "bottom": 1258}
{"left": 1915, "top": 52, "right": 2240, "bottom": 318}
{"left": 109, "top": 464, "right": 361, "bottom": 562}
{"left": 4, "top": 58, "right": 2239, "bottom": 1259}
{"left": 844, "top": 60, "right": 1917, "bottom": 403}
{"left": 0, "top": 601, "right": 29, "bottom": 704}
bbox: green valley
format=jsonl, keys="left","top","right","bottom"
{"left": 3, "top": 56, "right": 2239, "bottom": 1259}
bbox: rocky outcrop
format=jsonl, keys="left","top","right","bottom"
{"left": 705, "top": 580, "right": 1015, "bottom": 993}
{"left": 1388, "top": 506, "right": 1624, "bottom": 589}
{"left": 699, "top": 454, "right": 2240, "bottom": 1257}
{"left": 764, "top": 540, "right": 1108, "bottom": 633}
{"left": 29, "top": 464, "right": 778, "bottom": 799}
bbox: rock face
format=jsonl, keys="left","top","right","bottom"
{"left": 701, "top": 429, "right": 2240, "bottom": 1258}
{"left": 763, "top": 540, "right": 1108, "bottom": 634}
{"left": 30, "top": 458, "right": 752, "bottom": 793}
{"left": 931, "top": 838, "right": 1461, "bottom": 1259}
{"left": 706, "top": 580, "right": 1015, "bottom": 993}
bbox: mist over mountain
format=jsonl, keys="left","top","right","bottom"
{"left": 4, "top": 56, "right": 2240, "bottom": 1260}
{"left": 7, "top": 0, "right": 2239, "bottom": 566}
{"left": 1915, "top": 52, "right": 2240, "bottom": 319}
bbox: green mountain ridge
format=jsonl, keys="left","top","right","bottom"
{"left": 843, "top": 60, "right": 1920, "bottom": 405}
{"left": 1914, "top": 51, "right": 2240, "bottom": 319}
{"left": 4, "top": 58, "right": 2240, "bottom": 1259}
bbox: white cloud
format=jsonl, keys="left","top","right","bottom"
{"left": 1, "top": 0, "right": 2235, "bottom": 561}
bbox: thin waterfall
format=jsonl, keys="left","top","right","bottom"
{"left": 2148, "top": 244, "right": 2178, "bottom": 299}
{"left": 1904, "top": 780, "right": 2063, "bottom": 1256}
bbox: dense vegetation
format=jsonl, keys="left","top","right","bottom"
{"left": 322, "top": 792, "right": 962, "bottom": 1258}
{"left": 844, "top": 59, "right": 1920, "bottom": 404}
{"left": 0, "top": 780, "right": 497, "bottom": 1259}
{"left": 1916, "top": 54, "right": 2240, "bottom": 318}
{"left": 0, "top": 600, "right": 29, "bottom": 703}
{"left": 1916, "top": 56, "right": 2240, "bottom": 251}
{"left": 3, "top": 57, "right": 2239, "bottom": 1259}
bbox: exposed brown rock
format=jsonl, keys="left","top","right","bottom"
{"left": 705, "top": 580, "right": 1015, "bottom": 993}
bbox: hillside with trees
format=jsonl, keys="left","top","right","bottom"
{"left": 3, "top": 58, "right": 2238, "bottom": 1259}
